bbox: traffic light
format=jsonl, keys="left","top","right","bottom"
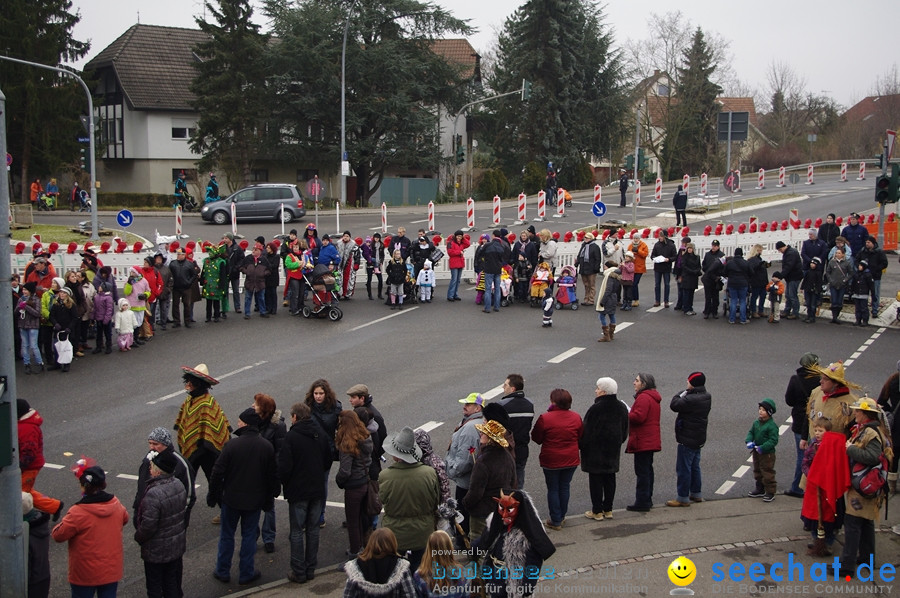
{"left": 637, "top": 148, "right": 647, "bottom": 171}
{"left": 879, "top": 163, "right": 900, "bottom": 204}
{"left": 521, "top": 79, "right": 532, "bottom": 101}
{"left": 79, "top": 148, "right": 88, "bottom": 171}
{"left": 455, "top": 135, "right": 465, "bottom": 165}
{"left": 874, "top": 154, "right": 884, "bottom": 170}
{"left": 624, "top": 154, "right": 634, "bottom": 170}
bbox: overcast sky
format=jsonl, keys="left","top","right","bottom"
{"left": 70, "top": 0, "right": 891, "bottom": 109}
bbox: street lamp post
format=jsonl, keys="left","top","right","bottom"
{"left": 340, "top": 0, "right": 359, "bottom": 215}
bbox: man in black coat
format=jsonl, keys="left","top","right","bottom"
{"left": 856, "top": 235, "right": 888, "bottom": 319}
{"left": 701, "top": 240, "right": 725, "bottom": 319}
{"left": 168, "top": 248, "right": 197, "bottom": 328}
{"left": 666, "top": 372, "right": 712, "bottom": 507}
{"left": 618, "top": 170, "right": 629, "bottom": 207}
{"left": 783, "top": 352, "right": 821, "bottom": 498}
{"left": 277, "top": 402, "right": 332, "bottom": 584}
{"left": 580, "top": 377, "right": 628, "bottom": 520}
{"left": 481, "top": 231, "right": 509, "bottom": 313}
{"left": 498, "top": 374, "right": 535, "bottom": 489}
{"left": 208, "top": 408, "right": 277, "bottom": 585}
{"left": 222, "top": 233, "right": 245, "bottom": 314}
{"left": 347, "top": 384, "right": 387, "bottom": 480}
{"left": 650, "top": 229, "right": 678, "bottom": 307}
{"left": 800, "top": 228, "right": 828, "bottom": 273}
{"left": 776, "top": 241, "right": 803, "bottom": 319}
{"left": 672, "top": 185, "right": 688, "bottom": 226}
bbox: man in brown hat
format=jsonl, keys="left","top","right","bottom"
{"left": 801, "top": 361, "right": 861, "bottom": 449}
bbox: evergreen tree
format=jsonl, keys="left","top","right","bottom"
{"left": 263, "top": 0, "right": 472, "bottom": 206}
{"left": 660, "top": 28, "right": 722, "bottom": 179}
{"left": 485, "top": 0, "right": 627, "bottom": 191}
{"left": 0, "top": 0, "right": 89, "bottom": 202}
{"left": 190, "top": 0, "right": 269, "bottom": 187}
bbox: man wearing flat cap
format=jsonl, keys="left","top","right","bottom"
{"left": 446, "top": 393, "right": 486, "bottom": 534}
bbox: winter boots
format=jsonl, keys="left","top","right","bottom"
{"left": 830, "top": 307, "right": 841, "bottom": 324}
{"left": 608, "top": 324, "right": 616, "bottom": 340}
{"left": 598, "top": 325, "right": 612, "bottom": 342}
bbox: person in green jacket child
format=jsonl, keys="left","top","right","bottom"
{"left": 746, "top": 398, "right": 779, "bottom": 502}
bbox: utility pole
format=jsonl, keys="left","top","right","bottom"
{"left": 632, "top": 103, "right": 642, "bottom": 225}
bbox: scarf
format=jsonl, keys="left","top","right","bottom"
{"left": 594, "top": 268, "right": 617, "bottom": 311}
{"left": 175, "top": 393, "right": 231, "bottom": 458}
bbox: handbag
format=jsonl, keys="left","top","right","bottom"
{"left": 54, "top": 331, "right": 74, "bottom": 364}
{"left": 365, "top": 478, "right": 383, "bottom": 516}
{"left": 429, "top": 248, "right": 444, "bottom": 264}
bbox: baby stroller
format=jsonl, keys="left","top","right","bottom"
{"left": 555, "top": 265, "right": 579, "bottom": 310}
{"left": 529, "top": 262, "right": 553, "bottom": 307}
{"left": 300, "top": 263, "right": 343, "bottom": 321}
{"left": 499, "top": 265, "right": 513, "bottom": 307}
{"left": 38, "top": 193, "right": 55, "bottom": 211}
{"left": 402, "top": 263, "right": 419, "bottom": 305}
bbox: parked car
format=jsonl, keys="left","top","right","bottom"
{"left": 200, "top": 183, "right": 306, "bottom": 224}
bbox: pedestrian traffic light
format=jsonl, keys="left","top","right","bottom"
{"left": 521, "top": 80, "right": 532, "bottom": 101}
{"left": 876, "top": 174, "right": 890, "bottom": 203}
{"left": 624, "top": 154, "right": 634, "bottom": 170}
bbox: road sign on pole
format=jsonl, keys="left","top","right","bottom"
{"left": 591, "top": 201, "right": 607, "bottom": 218}
{"left": 116, "top": 209, "right": 133, "bottom": 228}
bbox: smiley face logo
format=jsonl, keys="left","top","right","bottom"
{"left": 668, "top": 556, "right": 696, "bottom": 587}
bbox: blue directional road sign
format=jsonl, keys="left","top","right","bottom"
{"left": 116, "top": 209, "right": 134, "bottom": 228}
{"left": 591, "top": 201, "right": 607, "bottom": 218}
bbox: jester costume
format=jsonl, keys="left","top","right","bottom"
{"left": 201, "top": 244, "right": 228, "bottom": 321}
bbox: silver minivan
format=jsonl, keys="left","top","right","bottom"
{"left": 201, "top": 183, "right": 307, "bottom": 224}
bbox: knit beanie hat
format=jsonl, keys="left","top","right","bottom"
{"left": 147, "top": 427, "right": 173, "bottom": 447}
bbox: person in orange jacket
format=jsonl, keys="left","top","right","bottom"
{"left": 628, "top": 234, "right": 650, "bottom": 307}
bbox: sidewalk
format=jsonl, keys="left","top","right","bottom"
{"left": 233, "top": 495, "right": 900, "bottom": 597}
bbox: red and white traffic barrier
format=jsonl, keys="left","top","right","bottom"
{"left": 553, "top": 188, "right": 565, "bottom": 218}
{"left": 175, "top": 206, "right": 183, "bottom": 235}
{"left": 776, "top": 166, "right": 786, "bottom": 188}
{"left": 427, "top": 201, "right": 435, "bottom": 232}
{"left": 634, "top": 181, "right": 641, "bottom": 205}
{"left": 464, "top": 198, "right": 475, "bottom": 230}
{"left": 654, "top": 178, "right": 662, "bottom": 203}
{"left": 535, "top": 191, "right": 546, "bottom": 221}
{"left": 381, "top": 202, "right": 387, "bottom": 233}
{"left": 840, "top": 162, "right": 847, "bottom": 183}
{"left": 857, "top": 162, "right": 866, "bottom": 181}
{"left": 594, "top": 185, "right": 601, "bottom": 204}
{"left": 515, "top": 193, "right": 526, "bottom": 224}
{"left": 805, "top": 164, "right": 814, "bottom": 185}
{"left": 230, "top": 202, "right": 237, "bottom": 236}
{"left": 492, "top": 195, "right": 501, "bottom": 225}
{"left": 789, "top": 208, "right": 800, "bottom": 229}
{"left": 700, "top": 173, "right": 708, "bottom": 197}
{"left": 755, "top": 168, "right": 765, "bottom": 190}
{"left": 683, "top": 174, "right": 690, "bottom": 195}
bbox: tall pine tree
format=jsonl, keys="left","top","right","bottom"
{"left": 190, "top": 0, "right": 269, "bottom": 187}
{"left": 486, "top": 0, "right": 627, "bottom": 190}
{"left": 660, "top": 28, "right": 721, "bottom": 179}
{"left": 0, "top": 0, "right": 89, "bottom": 201}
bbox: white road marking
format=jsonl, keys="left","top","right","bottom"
{"left": 409, "top": 219, "right": 428, "bottom": 224}
{"left": 646, "top": 305, "right": 664, "bottom": 313}
{"left": 349, "top": 307, "right": 418, "bottom": 331}
{"left": 734, "top": 465, "right": 750, "bottom": 478}
{"left": 43, "top": 463, "right": 65, "bottom": 470}
{"left": 863, "top": 339, "right": 874, "bottom": 345}
{"left": 547, "top": 347, "right": 586, "bottom": 364}
{"left": 715, "top": 480, "right": 736, "bottom": 495}
{"left": 483, "top": 385, "right": 506, "bottom": 400}
{"left": 117, "top": 474, "right": 139, "bottom": 481}
{"left": 147, "top": 361, "right": 269, "bottom": 405}
{"left": 778, "top": 424, "right": 790, "bottom": 435}
{"left": 416, "top": 421, "right": 443, "bottom": 433}
{"left": 614, "top": 322, "right": 633, "bottom": 332}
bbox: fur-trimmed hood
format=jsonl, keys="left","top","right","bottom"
{"left": 343, "top": 556, "right": 411, "bottom": 595}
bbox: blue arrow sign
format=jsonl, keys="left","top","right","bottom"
{"left": 591, "top": 201, "right": 607, "bottom": 218}
{"left": 116, "top": 209, "right": 134, "bottom": 228}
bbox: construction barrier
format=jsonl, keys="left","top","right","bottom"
{"left": 806, "top": 164, "right": 815, "bottom": 185}
{"left": 492, "top": 195, "right": 501, "bottom": 225}
{"left": 857, "top": 162, "right": 866, "bottom": 181}
{"left": 755, "top": 168, "right": 765, "bottom": 189}
{"left": 654, "top": 178, "right": 662, "bottom": 202}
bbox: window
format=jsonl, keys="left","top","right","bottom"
{"left": 250, "top": 169, "right": 269, "bottom": 182}
{"left": 657, "top": 84, "right": 670, "bottom": 97}
{"left": 171, "top": 169, "right": 197, "bottom": 183}
{"left": 296, "top": 169, "right": 319, "bottom": 182}
{"left": 171, "top": 118, "right": 197, "bottom": 139}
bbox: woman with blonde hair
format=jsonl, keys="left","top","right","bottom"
{"left": 537, "top": 229, "right": 558, "bottom": 273}
{"left": 335, "top": 410, "right": 372, "bottom": 557}
{"left": 343, "top": 528, "right": 416, "bottom": 597}
{"left": 746, "top": 244, "right": 769, "bottom": 318}
{"left": 414, "top": 530, "right": 467, "bottom": 597}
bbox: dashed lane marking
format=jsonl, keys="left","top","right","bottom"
{"left": 349, "top": 306, "right": 418, "bottom": 331}
{"left": 734, "top": 465, "right": 750, "bottom": 478}
{"left": 416, "top": 421, "right": 443, "bottom": 433}
{"left": 117, "top": 474, "right": 139, "bottom": 481}
{"left": 147, "top": 361, "right": 269, "bottom": 405}
{"left": 483, "top": 385, "right": 506, "bottom": 400}
{"left": 843, "top": 327, "right": 885, "bottom": 367}
{"left": 43, "top": 463, "right": 65, "bottom": 470}
{"left": 715, "top": 480, "right": 736, "bottom": 495}
{"left": 547, "top": 347, "right": 586, "bottom": 364}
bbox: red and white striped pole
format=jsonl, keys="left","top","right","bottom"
{"left": 857, "top": 162, "right": 866, "bottom": 181}
{"left": 789, "top": 208, "right": 800, "bottom": 229}
{"left": 805, "top": 164, "right": 814, "bottom": 185}
{"left": 700, "top": 173, "right": 708, "bottom": 197}
{"left": 593, "top": 184, "right": 601, "bottom": 204}
{"left": 634, "top": 181, "right": 641, "bottom": 205}
{"left": 554, "top": 187, "right": 565, "bottom": 218}
{"left": 427, "top": 201, "right": 435, "bottom": 232}
{"left": 381, "top": 202, "right": 387, "bottom": 233}
{"left": 682, "top": 174, "right": 690, "bottom": 195}
{"left": 755, "top": 168, "right": 765, "bottom": 190}
{"left": 840, "top": 162, "right": 847, "bottom": 183}
{"left": 492, "top": 195, "right": 501, "bottom": 225}
{"left": 465, "top": 198, "right": 475, "bottom": 230}
{"left": 516, "top": 193, "right": 526, "bottom": 224}
{"left": 536, "top": 191, "right": 546, "bottom": 221}
{"left": 654, "top": 178, "right": 662, "bottom": 203}
{"left": 230, "top": 201, "right": 237, "bottom": 236}
{"left": 175, "top": 205, "right": 183, "bottom": 235}
{"left": 776, "top": 166, "right": 786, "bottom": 188}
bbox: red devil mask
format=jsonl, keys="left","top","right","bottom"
{"left": 493, "top": 490, "right": 521, "bottom": 529}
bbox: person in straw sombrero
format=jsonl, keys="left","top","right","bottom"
{"left": 463, "top": 419, "right": 516, "bottom": 542}
{"left": 801, "top": 361, "right": 860, "bottom": 450}
{"left": 174, "top": 364, "right": 231, "bottom": 497}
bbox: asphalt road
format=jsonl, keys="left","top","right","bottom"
{"left": 17, "top": 181, "right": 900, "bottom": 597}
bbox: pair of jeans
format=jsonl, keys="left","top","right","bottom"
{"left": 366, "top": 267, "right": 383, "bottom": 299}
{"left": 675, "top": 444, "right": 702, "bottom": 502}
{"left": 143, "top": 558, "right": 183, "bottom": 598}
{"left": 447, "top": 268, "right": 462, "bottom": 299}
{"left": 871, "top": 279, "right": 881, "bottom": 315}
{"left": 632, "top": 272, "right": 642, "bottom": 302}
{"left": 749, "top": 285, "right": 766, "bottom": 315}
{"left": 804, "top": 291, "right": 819, "bottom": 319}
{"left": 243, "top": 289, "right": 267, "bottom": 315}
{"left": 288, "top": 278, "right": 305, "bottom": 313}
{"left": 588, "top": 472, "right": 616, "bottom": 513}
{"left": 264, "top": 286, "right": 278, "bottom": 315}
{"left": 728, "top": 286, "right": 748, "bottom": 322}
{"left": 215, "top": 503, "right": 261, "bottom": 583}
{"left": 654, "top": 271, "right": 670, "bottom": 303}
{"left": 543, "top": 467, "right": 576, "bottom": 525}
{"left": 230, "top": 277, "right": 242, "bottom": 312}
{"left": 71, "top": 582, "right": 118, "bottom": 598}
{"left": 598, "top": 312, "right": 616, "bottom": 326}
{"left": 785, "top": 280, "right": 801, "bottom": 316}
{"left": 482, "top": 272, "right": 501, "bottom": 311}
{"left": 288, "top": 498, "right": 323, "bottom": 578}
{"left": 789, "top": 433, "right": 804, "bottom": 494}
{"left": 156, "top": 297, "right": 171, "bottom": 325}
{"left": 680, "top": 288, "right": 695, "bottom": 312}
{"left": 261, "top": 505, "right": 276, "bottom": 545}
{"left": 515, "top": 464, "right": 526, "bottom": 490}
{"left": 20, "top": 328, "right": 42, "bottom": 365}
{"left": 633, "top": 451, "right": 654, "bottom": 507}
{"left": 703, "top": 284, "right": 720, "bottom": 316}
{"left": 829, "top": 286, "right": 845, "bottom": 308}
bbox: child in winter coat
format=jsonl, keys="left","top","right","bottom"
{"left": 385, "top": 250, "right": 407, "bottom": 310}
{"left": 17, "top": 281, "right": 44, "bottom": 373}
{"left": 620, "top": 252, "right": 636, "bottom": 310}
{"left": 17, "top": 399, "right": 64, "bottom": 519}
{"left": 766, "top": 272, "right": 785, "bottom": 323}
{"left": 595, "top": 261, "right": 622, "bottom": 343}
{"left": 849, "top": 259, "right": 874, "bottom": 326}
{"left": 746, "top": 398, "right": 779, "bottom": 501}
{"left": 800, "top": 257, "right": 824, "bottom": 323}
{"left": 115, "top": 298, "right": 137, "bottom": 351}
{"left": 416, "top": 259, "right": 435, "bottom": 303}
{"left": 49, "top": 286, "right": 79, "bottom": 372}
{"left": 91, "top": 282, "right": 114, "bottom": 354}
{"left": 123, "top": 267, "right": 151, "bottom": 344}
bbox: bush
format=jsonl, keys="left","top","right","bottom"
{"left": 522, "top": 162, "right": 545, "bottom": 195}
{"left": 95, "top": 193, "right": 174, "bottom": 209}
{"left": 476, "top": 168, "right": 510, "bottom": 200}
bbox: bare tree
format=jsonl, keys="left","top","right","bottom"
{"left": 762, "top": 61, "right": 810, "bottom": 147}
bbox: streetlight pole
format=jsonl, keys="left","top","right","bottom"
{"left": 0, "top": 56, "right": 99, "bottom": 240}
{"left": 340, "top": 0, "right": 359, "bottom": 215}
